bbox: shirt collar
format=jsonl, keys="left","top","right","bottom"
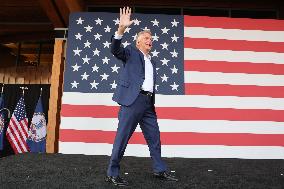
{"left": 139, "top": 49, "right": 151, "bottom": 60}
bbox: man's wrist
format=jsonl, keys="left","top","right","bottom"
{"left": 117, "top": 25, "right": 126, "bottom": 35}
{"left": 114, "top": 31, "right": 123, "bottom": 39}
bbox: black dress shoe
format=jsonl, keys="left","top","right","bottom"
{"left": 153, "top": 171, "right": 178, "bottom": 181}
{"left": 105, "top": 176, "right": 128, "bottom": 186}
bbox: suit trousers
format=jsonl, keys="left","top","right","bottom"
{"left": 107, "top": 93, "right": 167, "bottom": 176}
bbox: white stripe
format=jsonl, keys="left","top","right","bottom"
{"left": 8, "top": 118, "right": 28, "bottom": 152}
{"left": 184, "top": 71, "right": 284, "bottom": 86}
{"left": 184, "top": 48, "right": 284, "bottom": 64}
{"left": 157, "top": 95, "right": 284, "bottom": 110}
{"left": 6, "top": 126, "right": 22, "bottom": 153}
{"left": 11, "top": 121, "right": 28, "bottom": 152}
{"left": 184, "top": 27, "right": 284, "bottom": 42}
{"left": 15, "top": 119, "right": 28, "bottom": 141}
{"left": 61, "top": 117, "right": 284, "bottom": 134}
{"left": 59, "top": 142, "right": 284, "bottom": 159}
{"left": 62, "top": 92, "right": 284, "bottom": 110}
{"left": 62, "top": 92, "right": 116, "bottom": 106}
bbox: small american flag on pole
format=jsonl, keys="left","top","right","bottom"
{"left": 59, "top": 12, "right": 284, "bottom": 159}
{"left": 6, "top": 96, "right": 29, "bottom": 154}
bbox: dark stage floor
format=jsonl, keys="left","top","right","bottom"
{"left": 0, "top": 153, "right": 283, "bottom": 188}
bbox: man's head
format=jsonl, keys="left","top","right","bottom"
{"left": 136, "top": 30, "right": 153, "bottom": 54}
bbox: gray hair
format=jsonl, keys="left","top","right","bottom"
{"left": 136, "top": 30, "right": 152, "bottom": 46}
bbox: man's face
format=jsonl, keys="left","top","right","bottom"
{"left": 137, "top": 32, "right": 153, "bottom": 53}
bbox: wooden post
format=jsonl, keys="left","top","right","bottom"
{"left": 46, "top": 39, "right": 65, "bottom": 153}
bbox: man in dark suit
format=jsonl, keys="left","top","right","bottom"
{"left": 105, "top": 7, "right": 178, "bottom": 187}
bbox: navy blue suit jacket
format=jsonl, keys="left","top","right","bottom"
{"left": 111, "top": 36, "right": 156, "bottom": 106}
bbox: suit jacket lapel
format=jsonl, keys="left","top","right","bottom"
{"left": 138, "top": 50, "right": 145, "bottom": 71}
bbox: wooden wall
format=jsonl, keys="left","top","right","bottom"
{"left": 0, "top": 65, "right": 51, "bottom": 84}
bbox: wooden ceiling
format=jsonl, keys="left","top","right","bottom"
{"left": 0, "top": 0, "right": 284, "bottom": 66}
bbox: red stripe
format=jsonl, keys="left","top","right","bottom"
{"left": 8, "top": 121, "right": 25, "bottom": 152}
{"left": 184, "top": 15, "right": 284, "bottom": 31}
{"left": 19, "top": 119, "right": 29, "bottom": 138}
{"left": 61, "top": 104, "right": 284, "bottom": 122}
{"left": 11, "top": 118, "right": 28, "bottom": 151}
{"left": 6, "top": 124, "right": 24, "bottom": 153}
{"left": 184, "top": 37, "right": 284, "bottom": 53}
{"left": 184, "top": 60, "right": 284, "bottom": 75}
{"left": 156, "top": 107, "right": 284, "bottom": 122}
{"left": 6, "top": 134, "right": 20, "bottom": 154}
{"left": 185, "top": 83, "right": 284, "bottom": 98}
{"left": 61, "top": 105, "right": 119, "bottom": 118}
{"left": 10, "top": 121, "right": 27, "bottom": 153}
{"left": 59, "top": 129, "right": 284, "bottom": 146}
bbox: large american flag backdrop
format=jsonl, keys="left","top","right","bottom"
{"left": 59, "top": 12, "right": 284, "bottom": 159}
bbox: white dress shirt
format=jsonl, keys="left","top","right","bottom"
{"left": 140, "top": 52, "right": 154, "bottom": 93}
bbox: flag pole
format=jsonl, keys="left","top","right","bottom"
{"left": 1, "top": 84, "right": 3, "bottom": 94}
{"left": 20, "top": 86, "right": 28, "bottom": 96}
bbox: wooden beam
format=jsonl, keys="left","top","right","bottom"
{"left": 84, "top": 0, "right": 283, "bottom": 9}
{"left": 54, "top": 0, "right": 85, "bottom": 26}
{"left": 0, "top": 31, "right": 54, "bottom": 43}
{"left": 46, "top": 39, "right": 65, "bottom": 153}
{"left": 39, "top": 0, "right": 84, "bottom": 28}
{"left": 64, "top": 0, "right": 85, "bottom": 12}
{"left": 39, "top": 0, "right": 66, "bottom": 27}
{"left": 53, "top": 0, "right": 70, "bottom": 27}
{"left": 0, "top": 23, "right": 53, "bottom": 32}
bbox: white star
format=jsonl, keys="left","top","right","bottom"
{"left": 110, "top": 80, "right": 117, "bottom": 89}
{"left": 171, "top": 19, "right": 179, "bottom": 27}
{"left": 93, "top": 48, "right": 100, "bottom": 56}
{"left": 94, "top": 33, "right": 102, "bottom": 40}
{"left": 90, "top": 80, "right": 99, "bottom": 89}
{"left": 155, "top": 84, "right": 159, "bottom": 91}
{"left": 76, "top": 17, "right": 84, "bottom": 24}
{"left": 171, "top": 34, "right": 179, "bottom": 42}
{"left": 113, "top": 18, "right": 120, "bottom": 25}
{"left": 111, "top": 64, "right": 120, "bottom": 73}
{"left": 103, "top": 41, "right": 111, "bottom": 48}
{"left": 71, "top": 81, "right": 79, "bottom": 88}
{"left": 75, "top": 33, "right": 82, "bottom": 40}
{"left": 160, "top": 42, "right": 169, "bottom": 50}
{"left": 95, "top": 18, "right": 103, "bottom": 25}
{"left": 102, "top": 56, "right": 110, "bottom": 64}
{"left": 71, "top": 63, "right": 81, "bottom": 71}
{"left": 84, "top": 40, "right": 91, "bottom": 48}
{"left": 160, "top": 58, "right": 170, "bottom": 66}
{"left": 141, "top": 26, "right": 150, "bottom": 31}
{"left": 151, "top": 19, "right": 159, "bottom": 26}
{"left": 100, "top": 73, "right": 109, "bottom": 81}
{"left": 161, "top": 74, "right": 169, "bottom": 82}
{"left": 84, "top": 25, "right": 93, "bottom": 32}
{"left": 170, "top": 82, "right": 179, "bottom": 91}
{"left": 122, "top": 41, "right": 131, "bottom": 48}
{"left": 81, "top": 72, "right": 89, "bottom": 80}
{"left": 161, "top": 27, "right": 170, "bottom": 34}
{"left": 73, "top": 47, "right": 82, "bottom": 56}
{"left": 151, "top": 50, "right": 160, "bottom": 57}
{"left": 170, "top": 49, "right": 178, "bottom": 57}
{"left": 132, "top": 33, "right": 137, "bottom": 41}
{"left": 133, "top": 18, "right": 141, "bottom": 25}
{"left": 92, "top": 64, "right": 99, "bottom": 72}
{"left": 104, "top": 25, "right": 111, "bottom": 32}
{"left": 124, "top": 27, "right": 131, "bottom": 33}
{"left": 82, "top": 55, "right": 90, "bottom": 64}
{"left": 171, "top": 65, "right": 178, "bottom": 74}
{"left": 152, "top": 33, "right": 159, "bottom": 41}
